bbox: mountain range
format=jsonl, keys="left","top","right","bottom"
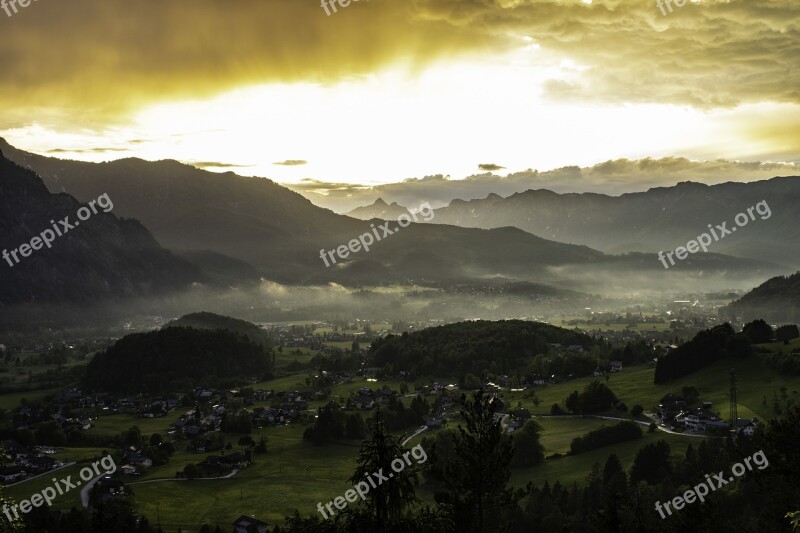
{"left": 0, "top": 139, "right": 791, "bottom": 304}
{"left": 422, "top": 181, "right": 800, "bottom": 266}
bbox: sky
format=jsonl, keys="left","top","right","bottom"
{"left": 1, "top": 0, "right": 798, "bottom": 210}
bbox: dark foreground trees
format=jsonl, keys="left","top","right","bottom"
{"left": 432, "top": 390, "right": 529, "bottom": 532}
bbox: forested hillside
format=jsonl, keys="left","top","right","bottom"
{"left": 369, "top": 320, "right": 596, "bottom": 376}
{"left": 85, "top": 327, "right": 274, "bottom": 393}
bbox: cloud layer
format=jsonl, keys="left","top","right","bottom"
{"left": 2, "top": 0, "right": 797, "bottom": 125}
{"left": 289, "top": 157, "right": 800, "bottom": 212}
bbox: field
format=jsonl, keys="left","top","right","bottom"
{"left": 502, "top": 346, "right": 800, "bottom": 423}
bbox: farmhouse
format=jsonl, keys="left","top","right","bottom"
{"left": 0, "top": 465, "right": 25, "bottom": 483}
{"left": 655, "top": 393, "right": 687, "bottom": 422}
{"left": 684, "top": 408, "right": 728, "bottom": 433}
{"left": 735, "top": 418, "right": 758, "bottom": 436}
{"left": 233, "top": 515, "right": 269, "bottom": 533}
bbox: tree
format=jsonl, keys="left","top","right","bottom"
{"left": 345, "top": 413, "right": 367, "bottom": 439}
{"left": 184, "top": 463, "right": 201, "bottom": 479}
{"left": 0, "top": 488, "right": 23, "bottom": 532}
{"left": 122, "top": 426, "right": 142, "bottom": 447}
{"left": 254, "top": 436, "right": 268, "bottom": 454}
{"left": 776, "top": 325, "right": 800, "bottom": 342}
{"left": 511, "top": 420, "right": 545, "bottom": 467}
{"left": 149, "top": 433, "right": 163, "bottom": 447}
{"left": 630, "top": 440, "right": 671, "bottom": 485}
{"left": 787, "top": 510, "right": 800, "bottom": 531}
{"left": 681, "top": 386, "right": 699, "bottom": 405}
{"left": 463, "top": 374, "right": 481, "bottom": 390}
{"left": 564, "top": 391, "right": 580, "bottom": 413}
{"left": 601, "top": 454, "right": 628, "bottom": 533}
{"left": 347, "top": 413, "right": 417, "bottom": 529}
{"left": 435, "top": 389, "right": 528, "bottom": 532}
{"left": 238, "top": 435, "right": 255, "bottom": 451}
{"left": 566, "top": 382, "right": 617, "bottom": 414}
{"left": 743, "top": 319, "right": 774, "bottom": 344}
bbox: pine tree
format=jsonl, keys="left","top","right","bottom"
{"left": 435, "top": 389, "right": 528, "bottom": 532}
{"left": 347, "top": 410, "right": 417, "bottom": 529}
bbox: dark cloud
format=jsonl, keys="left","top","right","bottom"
{"left": 479, "top": 163, "right": 505, "bottom": 171}
{"left": 273, "top": 160, "right": 308, "bottom": 166}
{"left": 411, "top": 0, "right": 800, "bottom": 108}
{"left": 0, "top": 0, "right": 491, "bottom": 123}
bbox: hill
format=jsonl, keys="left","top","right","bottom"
{"left": 369, "top": 319, "right": 597, "bottom": 377}
{"left": 0, "top": 151, "right": 202, "bottom": 307}
{"left": 721, "top": 272, "right": 800, "bottom": 322}
{"left": 85, "top": 326, "right": 274, "bottom": 393}
{"left": 654, "top": 323, "right": 751, "bottom": 384}
{"left": 166, "top": 311, "right": 272, "bottom": 348}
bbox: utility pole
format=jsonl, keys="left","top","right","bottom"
{"left": 729, "top": 370, "right": 738, "bottom": 435}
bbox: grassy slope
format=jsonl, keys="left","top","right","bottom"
{"left": 502, "top": 340, "right": 800, "bottom": 423}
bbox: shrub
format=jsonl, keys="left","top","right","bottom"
{"left": 569, "top": 421, "right": 642, "bottom": 454}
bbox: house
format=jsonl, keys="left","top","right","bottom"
{"left": 93, "top": 477, "right": 124, "bottom": 503}
{"left": 487, "top": 395, "right": 505, "bottom": 412}
{"left": 0, "top": 465, "right": 26, "bottom": 483}
{"left": 233, "top": 515, "right": 269, "bottom": 533}
{"left": 425, "top": 417, "right": 445, "bottom": 428}
{"left": 186, "top": 426, "right": 205, "bottom": 437}
{"left": 189, "top": 438, "right": 214, "bottom": 453}
{"left": 511, "top": 408, "right": 532, "bottom": 421}
{"left": 684, "top": 408, "right": 727, "bottom": 433}
{"left": 26, "top": 456, "right": 55, "bottom": 472}
{"left": 354, "top": 397, "right": 374, "bottom": 410}
{"left": 125, "top": 453, "right": 153, "bottom": 468}
{"left": 506, "top": 418, "right": 523, "bottom": 433}
{"left": 655, "top": 394, "right": 687, "bottom": 422}
{"left": 735, "top": 418, "right": 758, "bottom": 436}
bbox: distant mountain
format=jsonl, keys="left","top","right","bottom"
{"left": 0, "top": 151, "right": 202, "bottom": 306}
{"left": 721, "top": 272, "right": 800, "bottom": 323}
{"left": 346, "top": 198, "right": 411, "bottom": 221}
{"left": 429, "top": 180, "right": 800, "bottom": 267}
{"left": 0, "top": 141, "right": 355, "bottom": 281}
{"left": 1, "top": 139, "right": 787, "bottom": 291}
